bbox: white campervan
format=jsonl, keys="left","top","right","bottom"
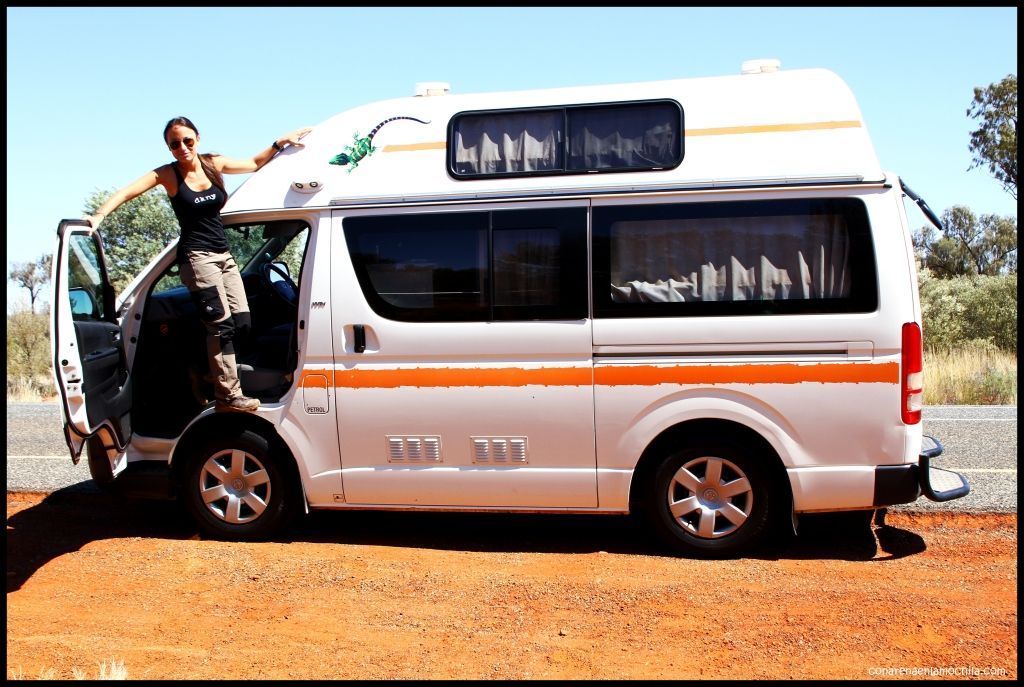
{"left": 51, "top": 60, "right": 969, "bottom": 557}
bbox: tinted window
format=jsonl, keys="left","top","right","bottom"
{"left": 350, "top": 212, "right": 488, "bottom": 320}
{"left": 450, "top": 100, "right": 682, "bottom": 178}
{"left": 346, "top": 208, "right": 587, "bottom": 322}
{"left": 568, "top": 102, "right": 680, "bottom": 170}
{"left": 452, "top": 111, "right": 564, "bottom": 175}
{"left": 592, "top": 198, "right": 877, "bottom": 317}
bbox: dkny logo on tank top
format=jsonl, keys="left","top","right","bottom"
{"left": 195, "top": 194, "right": 217, "bottom": 204}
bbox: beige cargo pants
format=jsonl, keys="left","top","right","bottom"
{"left": 179, "top": 250, "right": 252, "bottom": 403}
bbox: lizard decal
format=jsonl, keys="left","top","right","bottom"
{"left": 329, "top": 116, "right": 430, "bottom": 172}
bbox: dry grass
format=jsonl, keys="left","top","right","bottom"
{"left": 6, "top": 375, "right": 57, "bottom": 403}
{"left": 925, "top": 347, "right": 1017, "bottom": 405}
{"left": 8, "top": 659, "right": 127, "bottom": 680}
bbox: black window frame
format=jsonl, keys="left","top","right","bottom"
{"left": 591, "top": 198, "right": 879, "bottom": 318}
{"left": 345, "top": 208, "right": 588, "bottom": 323}
{"left": 448, "top": 99, "right": 684, "bottom": 180}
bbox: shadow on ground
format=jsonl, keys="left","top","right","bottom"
{"left": 7, "top": 487, "right": 926, "bottom": 592}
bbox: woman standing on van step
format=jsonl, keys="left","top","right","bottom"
{"left": 85, "top": 116, "right": 313, "bottom": 412}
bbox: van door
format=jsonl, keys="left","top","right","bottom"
{"left": 51, "top": 220, "right": 132, "bottom": 468}
{"left": 330, "top": 203, "right": 596, "bottom": 508}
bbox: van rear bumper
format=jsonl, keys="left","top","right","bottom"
{"left": 790, "top": 435, "right": 971, "bottom": 512}
{"left": 873, "top": 435, "right": 971, "bottom": 507}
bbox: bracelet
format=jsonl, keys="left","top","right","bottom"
{"left": 272, "top": 140, "right": 284, "bottom": 151}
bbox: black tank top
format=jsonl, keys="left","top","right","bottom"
{"left": 169, "top": 162, "right": 229, "bottom": 261}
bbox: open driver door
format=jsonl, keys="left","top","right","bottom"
{"left": 50, "top": 219, "right": 132, "bottom": 483}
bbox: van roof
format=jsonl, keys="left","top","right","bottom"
{"left": 223, "top": 66, "right": 883, "bottom": 214}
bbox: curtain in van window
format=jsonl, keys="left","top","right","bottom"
{"left": 568, "top": 105, "right": 678, "bottom": 170}
{"left": 453, "top": 112, "right": 562, "bottom": 174}
{"left": 609, "top": 214, "right": 851, "bottom": 303}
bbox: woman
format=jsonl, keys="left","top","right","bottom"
{"left": 86, "top": 116, "right": 312, "bottom": 412}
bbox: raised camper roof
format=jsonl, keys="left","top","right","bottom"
{"left": 223, "top": 62, "right": 884, "bottom": 214}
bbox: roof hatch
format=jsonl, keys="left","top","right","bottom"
{"left": 741, "top": 59, "right": 781, "bottom": 75}
{"left": 415, "top": 82, "right": 450, "bottom": 97}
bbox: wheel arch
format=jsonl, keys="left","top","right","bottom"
{"left": 169, "top": 412, "right": 307, "bottom": 509}
{"left": 628, "top": 418, "right": 792, "bottom": 515}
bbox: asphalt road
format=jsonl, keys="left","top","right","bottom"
{"left": 5, "top": 402, "right": 1017, "bottom": 512}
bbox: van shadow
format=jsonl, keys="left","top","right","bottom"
{"left": 6, "top": 486, "right": 196, "bottom": 593}
{"left": 295, "top": 507, "right": 927, "bottom": 562}
{"left": 8, "top": 489, "right": 927, "bottom": 592}
{"left": 770, "top": 509, "right": 928, "bottom": 562}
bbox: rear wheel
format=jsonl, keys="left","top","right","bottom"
{"left": 647, "top": 441, "right": 775, "bottom": 558}
{"left": 182, "top": 430, "right": 299, "bottom": 541}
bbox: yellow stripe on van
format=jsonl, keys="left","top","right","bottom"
{"left": 686, "top": 120, "right": 862, "bottom": 137}
{"left": 380, "top": 121, "right": 863, "bottom": 154}
{"left": 382, "top": 141, "right": 447, "bottom": 153}
{"left": 302, "top": 361, "right": 897, "bottom": 389}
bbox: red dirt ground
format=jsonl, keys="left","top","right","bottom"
{"left": 6, "top": 490, "right": 1017, "bottom": 680}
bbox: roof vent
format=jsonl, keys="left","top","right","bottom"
{"left": 741, "top": 59, "right": 781, "bottom": 75}
{"left": 415, "top": 81, "right": 450, "bottom": 97}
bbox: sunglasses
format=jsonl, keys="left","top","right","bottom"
{"left": 168, "top": 137, "right": 196, "bottom": 151}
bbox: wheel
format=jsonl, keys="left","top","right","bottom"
{"left": 182, "top": 429, "right": 299, "bottom": 541}
{"left": 85, "top": 436, "right": 116, "bottom": 492}
{"left": 647, "top": 440, "right": 775, "bottom": 558}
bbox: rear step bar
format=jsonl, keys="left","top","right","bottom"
{"left": 919, "top": 435, "right": 971, "bottom": 502}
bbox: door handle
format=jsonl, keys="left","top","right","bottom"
{"left": 353, "top": 324, "right": 366, "bottom": 354}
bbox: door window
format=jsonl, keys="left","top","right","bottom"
{"left": 346, "top": 207, "right": 587, "bottom": 322}
{"left": 67, "top": 233, "right": 108, "bottom": 321}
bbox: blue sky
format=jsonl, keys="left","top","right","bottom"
{"left": 6, "top": 6, "right": 1018, "bottom": 309}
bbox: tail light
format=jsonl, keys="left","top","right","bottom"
{"left": 901, "top": 322, "right": 923, "bottom": 424}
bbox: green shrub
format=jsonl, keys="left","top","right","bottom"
{"left": 7, "top": 310, "right": 51, "bottom": 378}
{"left": 919, "top": 270, "right": 1017, "bottom": 352}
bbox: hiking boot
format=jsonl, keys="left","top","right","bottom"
{"left": 216, "top": 395, "right": 261, "bottom": 412}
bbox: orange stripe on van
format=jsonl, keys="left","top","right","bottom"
{"left": 300, "top": 373, "right": 330, "bottom": 388}
{"left": 304, "top": 367, "right": 592, "bottom": 389}
{"left": 301, "top": 362, "right": 897, "bottom": 389}
{"left": 594, "top": 362, "right": 899, "bottom": 386}
{"left": 687, "top": 120, "right": 863, "bottom": 137}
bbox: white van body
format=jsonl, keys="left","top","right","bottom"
{"left": 51, "top": 62, "right": 969, "bottom": 556}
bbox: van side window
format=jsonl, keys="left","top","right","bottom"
{"left": 592, "top": 198, "right": 878, "bottom": 317}
{"left": 345, "top": 208, "right": 587, "bottom": 322}
{"left": 450, "top": 100, "right": 682, "bottom": 178}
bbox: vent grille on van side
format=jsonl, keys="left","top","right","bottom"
{"left": 472, "top": 437, "right": 528, "bottom": 464}
{"left": 387, "top": 436, "right": 442, "bottom": 462}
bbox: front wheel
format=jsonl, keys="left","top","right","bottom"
{"left": 647, "top": 441, "right": 775, "bottom": 558}
{"left": 182, "top": 430, "right": 299, "bottom": 541}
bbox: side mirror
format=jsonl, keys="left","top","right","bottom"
{"left": 69, "top": 287, "right": 99, "bottom": 320}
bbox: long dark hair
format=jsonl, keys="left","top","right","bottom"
{"left": 163, "top": 116, "right": 226, "bottom": 194}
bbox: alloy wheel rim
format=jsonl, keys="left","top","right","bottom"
{"left": 199, "top": 449, "right": 272, "bottom": 524}
{"left": 667, "top": 456, "right": 753, "bottom": 539}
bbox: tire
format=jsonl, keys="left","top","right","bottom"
{"left": 647, "top": 440, "right": 775, "bottom": 558}
{"left": 182, "top": 429, "right": 299, "bottom": 541}
{"left": 85, "top": 436, "right": 117, "bottom": 493}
